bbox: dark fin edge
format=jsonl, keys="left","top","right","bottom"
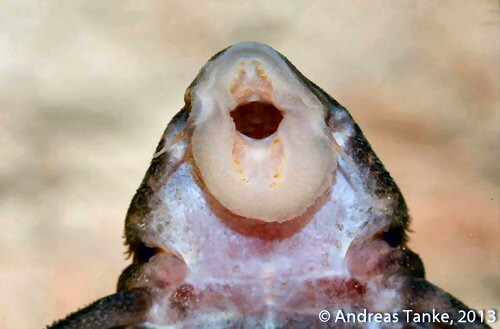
{"left": 46, "top": 288, "right": 152, "bottom": 329}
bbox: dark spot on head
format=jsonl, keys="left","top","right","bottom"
{"left": 131, "top": 242, "right": 161, "bottom": 263}
{"left": 169, "top": 284, "right": 197, "bottom": 318}
{"left": 382, "top": 225, "right": 405, "bottom": 247}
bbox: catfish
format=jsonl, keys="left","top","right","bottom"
{"left": 48, "top": 42, "right": 492, "bottom": 329}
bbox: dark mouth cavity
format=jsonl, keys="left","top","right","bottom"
{"left": 230, "top": 101, "right": 283, "bottom": 140}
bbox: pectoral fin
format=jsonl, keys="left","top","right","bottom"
{"left": 46, "top": 288, "right": 152, "bottom": 329}
{"left": 397, "top": 277, "right": 492, "bottom": 329}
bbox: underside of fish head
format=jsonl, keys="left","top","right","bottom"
{"left": 47, "top": 42, "right": 491, "bottom": 329}
{"left": 118, "top": 42, "right": 422, "bottom": 328}
{"left": 188, "top": 42, "right": 336, "bottom": 222}
{"left": 118, "top": 41, "right": 417, "bottom": 327}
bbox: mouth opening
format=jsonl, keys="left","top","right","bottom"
{"left": 230, "top": 101, "right": 283, "bottom": 140}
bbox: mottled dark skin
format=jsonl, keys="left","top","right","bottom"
{"left": 47, "top": 43, "right": 492, "bottom": 329}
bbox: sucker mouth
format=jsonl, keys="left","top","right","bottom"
{"left": 190, "top": 42, "right": 337, "bottom": 222}
{"left": 230, "top": 101, "right": 283, "bottom": 140}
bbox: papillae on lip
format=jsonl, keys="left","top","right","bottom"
{"left": 189, "top": 43, "right": 337, "bottom": 222}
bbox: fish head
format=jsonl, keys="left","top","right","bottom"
{"left": 47, "top": 42, "right": 491, "bottom": 329}
{"left": 118, "top": 42, "right": 411, "bottom": 326}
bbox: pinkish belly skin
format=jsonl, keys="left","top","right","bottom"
{"left": 138, "top": 161, "right": 398, "bottom": 328}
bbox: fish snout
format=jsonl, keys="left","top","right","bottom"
{"left": 189, "top": 42, "right": 337, "bottom": 222}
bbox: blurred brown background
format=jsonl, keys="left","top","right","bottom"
{"left": 0, "top": 1, "right": 498, "bottom": 328}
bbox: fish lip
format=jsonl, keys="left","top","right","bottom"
{"left": 211, "top": 41, "right": 281, "bottom": 62}
{"left": 184, "top": 42, "right": 278, "bottom": 106}
{"left": 188, "top": 42, "right": 336, "bottom": 222}
{"left": 236, "top": 131, "right": 277, "bottom": 144}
